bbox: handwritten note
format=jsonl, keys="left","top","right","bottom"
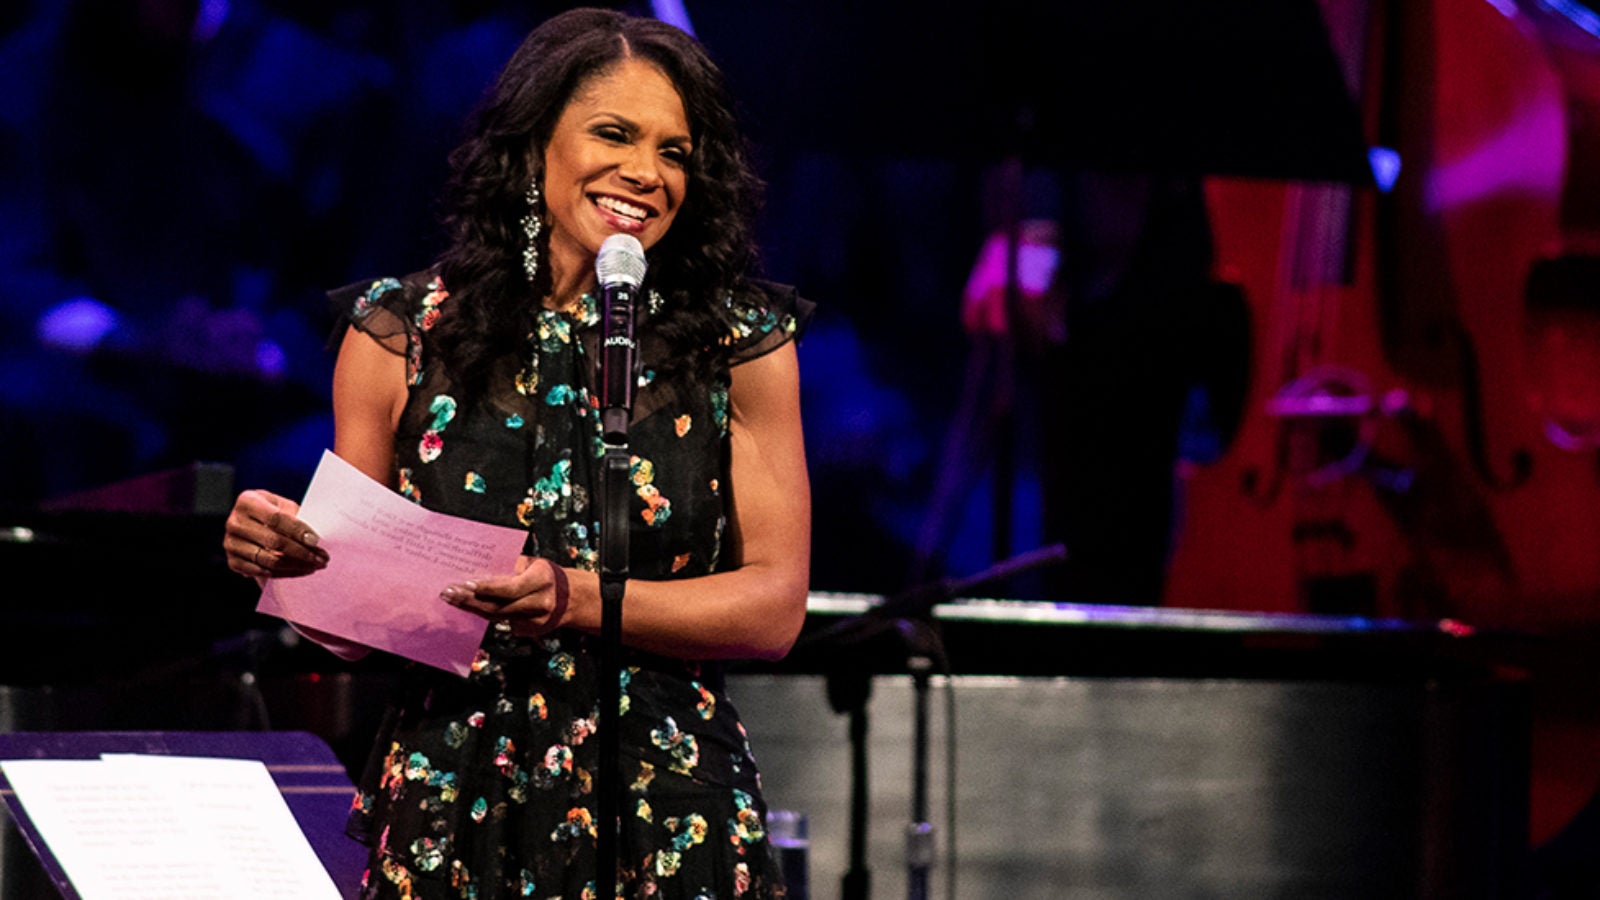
{"left": 258, "top": 449, "right": 528, "bottom": 675}
{"left": 0, "top": 756, "right": 342, "bottom": 899}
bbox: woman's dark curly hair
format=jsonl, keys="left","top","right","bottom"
{"left": 430, "top": 7, "right": 763, "bottom": 396}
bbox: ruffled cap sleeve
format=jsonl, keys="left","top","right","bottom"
{"left": 329, "top": 276, "right": 414, "bottom": 354}
{"left": 722, "top": 280, "right": 815, "bottom": 366}
{"left": 328, "top": 272, "right": 451, "bottom": 384}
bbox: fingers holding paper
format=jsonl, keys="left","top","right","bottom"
{"left": 223, "top": 489, "right": 330, "bottom": 578}
{"left": 441, "top": 556, "right": 575, "bottom": 638}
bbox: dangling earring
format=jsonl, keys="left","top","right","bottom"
{"left": 520, "top": 177, "right": 543, "bottom": 283}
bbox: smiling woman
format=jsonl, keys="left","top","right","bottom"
{"left": 220, "top": 8, "right": 810, "bottom": 899}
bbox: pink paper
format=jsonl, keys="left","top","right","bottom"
{"left": 258, "top": 450, "right": 527, "bottom": 676}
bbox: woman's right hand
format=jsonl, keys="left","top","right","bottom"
{"left": 223, "top": 489, "right": 329, "bottom": 579}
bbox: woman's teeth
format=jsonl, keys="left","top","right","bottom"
{"left": 596, "top": 196, "right": 647, "bottom": 222}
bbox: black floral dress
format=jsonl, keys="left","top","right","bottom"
{"left": 332, "top": 271, "right": 810, "bottom": 900}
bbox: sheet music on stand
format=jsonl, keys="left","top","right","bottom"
{"left": 0, "top": 751, "right": 344, "bottom": 899}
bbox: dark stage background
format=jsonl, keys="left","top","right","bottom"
{"left": 0, "top": 0, "right": 1372, "bottom": 598}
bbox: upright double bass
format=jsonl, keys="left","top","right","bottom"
{"left": 1165, "top": 0, "right": 1600, "bottom": 637}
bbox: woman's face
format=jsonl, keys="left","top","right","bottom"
{"left": 540, "top": 58, "right": 691, "bottom": 286}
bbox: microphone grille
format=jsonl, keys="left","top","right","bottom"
{"left": 596, "top": 234, "right": 647, "bottom": 287}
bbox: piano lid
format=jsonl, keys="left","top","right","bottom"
{"left": 804, "top": 591, "right": 1452, "bottom": 635}
{"left": 758, "top": 591, "right": 1537, "bottom": 680}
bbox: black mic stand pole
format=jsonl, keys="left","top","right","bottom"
{"left": 596, "top": 435, "right": 629, "bottom": 899}
{"left": 826, "top": 655, "right": 873, "bottom": 900}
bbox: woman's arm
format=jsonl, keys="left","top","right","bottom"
{"left": 222, "top": 326, "right": 408, "bottom": 658}
{"left": 330, "top": 325, "right": 407, "bottom": 485}
{"left": 451, "top": 340, "right": 812, "bottom": 661}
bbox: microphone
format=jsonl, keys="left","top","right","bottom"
{"left": 596, "top": 233, "right": 647, "bottom": 443}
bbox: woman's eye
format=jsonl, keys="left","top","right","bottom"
{"left": 595, "top": 126, "right": 628, "bottom": 142}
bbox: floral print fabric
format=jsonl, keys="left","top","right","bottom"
{"left": 332, "top": 272, "right": 810, "bottom": 899}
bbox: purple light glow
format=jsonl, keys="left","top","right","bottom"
{"left": 1368, "top": 146, "right": 1401, "bottom": 193}
{"left": 255, "top": 339, "right": 287, "bottom": 380}
{"left": 36, "top": 297, "right": 120, "bottom": 353}
{"left": 193, "top": 0, "right": 228, "bottom": 43}
{"left": 1424, "top": 101, "right": 1565, "bottom": 212}
{"left": 649, "top": 0, "right": 696, "bottom": 37}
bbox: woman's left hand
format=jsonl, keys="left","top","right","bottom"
{"left": 440, "top": 556, "right": 573, "bottom": 638}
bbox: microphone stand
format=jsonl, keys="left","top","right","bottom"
{"left": 801, "top": 544, "right": 1067, "bottom": 900}
{"left": 594, "top": 241, "right": 643, "bottom": 899}
{"left": 903, "top": 622, "right": 941, "bottom": 900}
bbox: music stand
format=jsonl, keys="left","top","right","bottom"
{"left": 0, "top": 731, "right": 365, "bottom": 900}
